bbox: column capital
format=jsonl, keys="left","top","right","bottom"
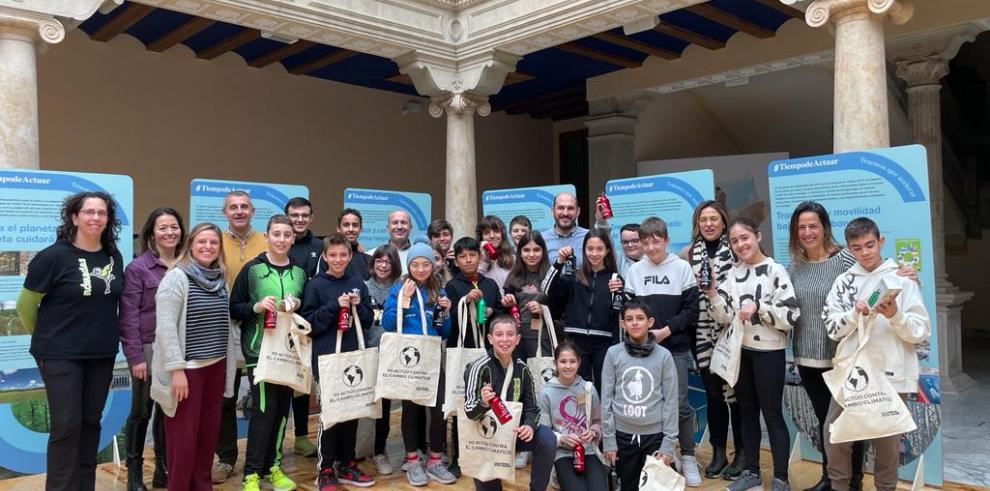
{"left": 0, "top": 7, "right": 66, "bottom": 44}
{"left": 805, "top": 0, "right": 913, "bottom": 28}
{"left": 894, "top": 58, "right": 948, "bottom": 88}
{"left": 395, "top": 48, "right": 520, "bottom": 98}
{"left": 428, "top": 92, "right": 491, "bottom": 118}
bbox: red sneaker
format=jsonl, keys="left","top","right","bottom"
{"left": 317, "top": 467, "right": 337, "bottom": 491}
{"left": 336, "top": 461, "right": 375, "bottom": 488}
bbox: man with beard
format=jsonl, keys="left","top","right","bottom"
{"left": 541, "top": 192, "right": 609, "bottom": 267}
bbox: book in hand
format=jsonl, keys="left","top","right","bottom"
{"left": 865, "top": 277, "right": 901, "bottom": 311}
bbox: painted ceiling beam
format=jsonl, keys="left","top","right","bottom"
{"left": 247, "top": 40, "right": 316, "bottom": 68}
{"left": 654, "top": 19, "right": 725, "bottom": 50}
{"left": 685, "top": 4, "right": 775, "bottom": 39}
{"left": 196, "top": 28, "right": 260, "bottom": 60}
{"left": 146, "top": 16, "right": 215, "bottom": 52}
{"left": 287, "top": 49, "right": 358, "bottom": 75}
{"left": 592, "top": 31, "right": 680, "bottom": 60}
{"left": 556, "top": 41, "right": 642, "bottom": 68}
{"left": 90, "top": 3, "right": 154, "bottom": 42}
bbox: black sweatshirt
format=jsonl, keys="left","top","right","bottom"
{"left": 300, "top": 270, "right": 373, "bottom": 381}
{"left": 463, "top": 351, "right": 540, "bottom": 430}
{"left": 444, "top": 268, "right": 505, "bottom": 349}
{"left": 542, "top": 262, "right": 623, "bottom": 340}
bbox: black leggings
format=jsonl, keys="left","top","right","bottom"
{"left": 571, "top": 334, "right": 614, "bottom": 394}
{"left": 375, "top": 398, "right": 392, "bottom": 455}
{"left": 798, "top": 365, "right": 864, "bottom": 476}
{"left": 401, "top": 400, "right": 445, "bottom": 454}
{"left": 700, "top": 368, "right": 742, "bottom": 451}
{"left": 554, "top": 457, "right": 608, "bottom": 491}
{"left": 292, "top": 394, "right": 310, "bottom": 438}
{"left": 735, "top": 348, "right": 789, "bottom": 480}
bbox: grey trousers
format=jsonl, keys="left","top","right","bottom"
{"left": 824, "top": 398, "right": 902, "bottom": 491}
{"left": 670, "top": 349, "right": 696, "bottom": 455}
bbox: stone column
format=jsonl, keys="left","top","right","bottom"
{"left": 0, "top": 8, "right": 65, "bottom": 169}
{"left": 806, "top": 0, "right": 913, "bottom": 152}
{"left": 585, "top": 93, "right": 655, "bottom": 213}
{"left": 430, "top": 92, "right": 491, "bottom": 237}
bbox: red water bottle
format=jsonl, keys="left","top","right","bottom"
{"left": 264, "top": 309, "right": 276, "bottom": 329}
{"left": 338, "top": 308, "right": 350, "bottom": 331}
{"left": 597, "top": 192, "right": 613, "bottom": 219}
{"left": 509, "top": 304, "right": 521, "bottom": 328}
{"left": 483, "top": 241, "right": 499, "bottom": 260}
{"left": 489, "top": 394, "right": 513, "bottom": 424}
{"left": 573, "top": 441, "right": 586, "bottom": 472}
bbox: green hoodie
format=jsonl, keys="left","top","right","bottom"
{"left": 229, "top": 252, "right": 306, "bottom": 366}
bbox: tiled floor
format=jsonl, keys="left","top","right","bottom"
{"left": 942, "top": 340, "right": 990, "bottom": 487}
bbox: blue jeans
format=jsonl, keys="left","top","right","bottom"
{"left": 670, "top": 349, "right": 696, "bottom": 455}
{"left": 473, "top": 424, "right": 556, "bottom": 491}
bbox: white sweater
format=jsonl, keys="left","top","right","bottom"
{"left": 708, "top": 257, "right": 800, "bottom": 351}
{"left": 823, "top": 258, "right": 930, "bottom": 393}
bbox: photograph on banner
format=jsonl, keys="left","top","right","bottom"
{"left": 0, "top": 168, "right": 134, "bottom": 475}
{"left": 768, "top": 144, "right": 942, "bottom": 485}
{"left": 639, "top": 152, "right": 787, "bottom": 250}
{"left": 343, "top": 188, "right": 432, "bottom": 248}
{"left": 481, "top": 184, "right": 576, "bottom": 238}
{"left": 605, "top": 169, "right": 714, "bottom": 252}
{"left": 189, "top": 178, "right": 309, "bottom": 231}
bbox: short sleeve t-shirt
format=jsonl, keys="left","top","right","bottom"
{"left": 24, "top": 240, "right": 125, "bottom": 359}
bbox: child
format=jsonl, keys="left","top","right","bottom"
{"left": 823, "top": 217, "right": 930, "bottom": 491}
{"left": 538, "top": 341, "right": 607, "bottom": 490}
{"left": 463, "top": 314, "right": 556, "bottom": 491}
{"left": 622, "top": 217, "right": 701, "bottom": 485}
{"left": 228, "top": 215, "right": 306, "bottom": 491}
{"left": 381, "top": 242, "right": 456, "bottom": 486}
{"left": 601, "top": 299, "right": 679, "bottom": 491}
{"left": 704, "top": 218, "right": 799, "bottom": 491}
{"left": 365, "top": 245, "right": 402, "bottom": 475}
{"left": 502, "top": 231, "right": 552, "bottom": 362}
{"left": 300, "top": 233, "right": 375, "bottom": 491}
{"left": 477, "top": 215, "right": 515, "bottom": 290}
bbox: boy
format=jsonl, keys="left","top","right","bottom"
{"left": 445, "top": 237, "right": 505, "bottom": 350}
{"left": 463, "top": 314, "right": 556, "bottom": 491}
{"left": 602, "top": 299, "right": 679, "bottom": 491}
{"left": 622, "top": 217, "right": 701, "bottom": 485}
{"left": 823, "top": 217, "right": 930, "bottom": 491}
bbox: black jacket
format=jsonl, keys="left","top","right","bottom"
{"left": 300, "top": 270, "right": 373, "bottom": 381}
{"left": 444, "top": 268, "right": 505, "bottom": 349}
{"left": 288, "top": 230, "right": 324, "bottom": 279}
{"left": 463, "top": 352, "right": 540, "bottom": 430}
{"left": 543, "top": 262, "right": 623, "bottom": 340}
{"left": 344, "top": 242, "right": 371, "bottom": 281}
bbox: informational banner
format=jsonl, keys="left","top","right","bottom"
{"left": 769, "top": 145, "right": 942, "bottom": 485}
{"left": 605, "top": 170, "right": 715, "bottom": 253}
{"left": 0, "top": 169, "right": 134, "bottom": 474}
{"left": 482, "top": 184, "right": 576, "bottom": 235}
{"left": 189, "top": 178, "right": 309, "bottom": 231}
{"left": 343, "top": 188, "right": 432, "bottom": 247}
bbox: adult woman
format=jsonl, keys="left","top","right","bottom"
{"left": 17, "top": 191, "right": 125, "bottom": 491}
{"left": 477, "top": 215, "right": 514, "bottom": 290}
{"left": 121, "top": 207, "right": 185, "bottom": 490}
{"left": 679, "top": 201, "right": 744, "bottom": 480}
{"left": 542, "top": 228, "right": 623, "bottom": 393}
{"left": 502, "top": 231, "right": 551, "bottom": 362}
{"left": 382, "top": 242, "right": 456, "bottom": 486}
{"left": 152, "top": 223, "right": 239, "bottom": 491}
{"left": 705, "top": 218, "right": 800, "bottom": 491}
{"left": 365, "top": 244, "right": 402, "bottom": 475}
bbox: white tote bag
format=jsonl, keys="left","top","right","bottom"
{"left": 583, "top": 380, "right": 609, "bottom": 466}
{"left": 527, "top": 304, "right": 559, "bottom": 397}
{"left": 443, "top": 297, "right": 488, "bottom": 419}
{"left": 823, "top": 317, "right": 917, "bottom": 443}
{"left": 457, "top": 361, "right": 522, "bottom": 483}
{"left": 318, "top": 305, "right": 382, "bottom": 429}
{"left": 253, "top": 311, "right": 313, "bottom": 394}
{"left": 376, "top": 287, "right": 443, "bottom": 406}
{"left": 709, "top": 279, "right": 744, "bottom": 387}
{"left": 638, "top": 454, "right": 686, "bottom": 491}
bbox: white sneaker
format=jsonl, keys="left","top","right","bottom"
{"left": 680, "top": 454, "right": 702, "bottom": 487}
{"left": 549, "top": 468, "right": 560, "bottom": 489}
{"left": 514, "top": 451, "right": 530, "bottom": 469}
{"left": 373, "top": 454, "right": 393, "bottom": 475}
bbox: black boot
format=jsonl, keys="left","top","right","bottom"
{"left": 803, "top": 474, "right": 831, "bottom": 491}
{"left": 705, "top": 446, "right": 729, "bottom": 478}
{"left": 127, "top": 462, "right": 148, "bottom": 491}
{"left": 721, "top": 450, "right": 746, "bottom": 481}
{"left": 125, "top": 421, "right": 148, "bottom": 491}
{"left": 849, "top": 472, "right": 864, "bottom": 491}
{"left": 152, "top": 458, "right": 168, "bottom": 488}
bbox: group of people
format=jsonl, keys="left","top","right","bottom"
{"left": 15, "top": 188, "right": 930, "bottom": 491}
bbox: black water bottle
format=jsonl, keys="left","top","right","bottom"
{"left": 562, "top": 254, "right": 576, "bottom": 280}
{"left": 433, "top": 297, "right": 448, "bottom": 329}
{"left": 699, "top": 257, "right": 713, "bottom": 291}
{"left": 610, "top": 273, "right": 623, "bottom": 311}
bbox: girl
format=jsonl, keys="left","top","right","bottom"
{"left": 152, "top": 222, "right": 238, "bottom": 491}
{"left": 228, "top": 214, "right": 307, "bottom": 491}
{"left": 365, "top": 245, "right": 402, "bottom": 476}
{"left": 600, "top": 299, "right": 678, "bottom": 491}
{"left": 477, "top": 215, "right": 514, "bottom": 290}
{"left": 382, "top": 242, "right": 457, "bottom": 487}
{"left": 433, "top": 242, "right": 453, "bottom": 286}
{"left": 502, "top": 231, "right": 552, "bottom": 362}
{"left": 538, "top": 341, "right": 606, "bottom": 491}
{"left": 121, "top": 208, "right": 184, "bottom": 490}
{"left": 705, "top": 218, "right": 800, "bottom": 491}
{"left": 542, "top": 228, "right": 624, "bottom": 393}
{"left": 679, "top": 200, "right": 744, "bottom": 480}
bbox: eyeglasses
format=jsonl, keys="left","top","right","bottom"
{"left": 78, "top": 209, "right": 108, "bottom": 218}
{"left": 374, "top": 258, "right": 392, "bottom": 266}
{"left": 288, "top": 213, "right": 311, "bottom": 220}
{"left": 620, "top": 239, "right": 640, "bottom": 246}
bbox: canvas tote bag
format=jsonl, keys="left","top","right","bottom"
{"left": 443, "top": 297, "right": 488, "bottom": 419}
{"left": 457, "top": 361, "right": 523, "bottom": 483}
{"left": 823, "top": 316, "right": 916, "bottom": 443}
{"left": 527, "top": 304, "right": 560, "bottom": 397}
{"left": 638, "top": 454, "right": 686, "bottom": 491}
{"left": 709, "top": 278, "right": 744, "bottom": 387}
{"left": 376, "top": 287, "right": 443, "bottom": 406}
{"left": 318, "top": 305, "right": 382, "bottom": 429}
{"left": 253, "top": 310, "right": 313, "bottom": 394}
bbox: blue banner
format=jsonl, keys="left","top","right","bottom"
{"left": 0, "top": 169, "right": 134, "bottom": 474}
{"left": 769, "top": 145, "right": 941, "bottom": 485}
{"left": 343, "top": 188, "right": 432, "bottom": 247}
{"left": 189, "top": 179, "right": 309, "bottom": 231}
{"left": 482, "top": 184, "right": 576, "bottom": 235}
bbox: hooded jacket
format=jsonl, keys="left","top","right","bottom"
{"left": 600, "top": 342, "right": 679, "bottom": 456}
{"left": 537, "top": 375, "right": 602, "bottom": 462}
{"left": 300, "top": 270, "right": 373, "bottom": 380}
{"left": 445, "top": 268, "right": 505, "bottom": 349}
{"left": 708, "top": 257, "right": 800, "bottom": 351}
{"left": 228, "top": 253, "right": 307, "bottom": 367}
{"left": 823, "top": 258, "right": 930, "bottom": 393}
{"left": 381, "top": 282, "right": 452, "bottom": 338}
{"left": 542, "top": 262, "right": 621, "bottom": 340}
{"left": 288, "top": 229, "right": 324, "bottom": 279}
{"left": 624, "top": 252, "right": 700, "bottom": 353}
{"left": 463, "top": 352, "right": 539, "bottom": 430}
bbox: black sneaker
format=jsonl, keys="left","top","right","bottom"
{"left": 722, "top": 452, "right": 746, "bottom": 481}
{"left": 336, "top": 462, "right": 375, "bottom": 488}
{"left": 317, "top": 467, "right": 337, "bottom": 491}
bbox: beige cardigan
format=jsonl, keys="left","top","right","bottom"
{"left": 150, "top": 266, "right": 238, "bottom": 417}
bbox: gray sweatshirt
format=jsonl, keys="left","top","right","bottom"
{"left": 600, "top": 342, "right": 679, "bottom": 455}
{"left": 538, "top": 375, "right": 602, "bottom": 462}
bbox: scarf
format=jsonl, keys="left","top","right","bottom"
{"left": 180, "top": 261, "right": 227, "bottom": 299}
{"left": 624, "top": 335, "right": 655, "bottom": 358}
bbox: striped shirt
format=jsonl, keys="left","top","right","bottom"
{"left": 184, "top": 279, "right": 229, "bottom": 361}
{"left": 787, "top": 249, "right": 855, "bottom": 368}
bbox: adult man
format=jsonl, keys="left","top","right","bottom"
{"left": 215, "top": 191, "right": 267, "bottom": 484}
{"left": 376, "top": 210, "right": 412, "bottom": 268}
{"left": 285, "top": 197, "right": 323, "bottom": 278}
{"left": 338, "top": 208, "right": 370, "bottom": 280}
{"left": 541, "top": 192, "right": 609, "bottom": 267}
{"left": 616, "top": 223, "right": 644, "bottom": 279}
